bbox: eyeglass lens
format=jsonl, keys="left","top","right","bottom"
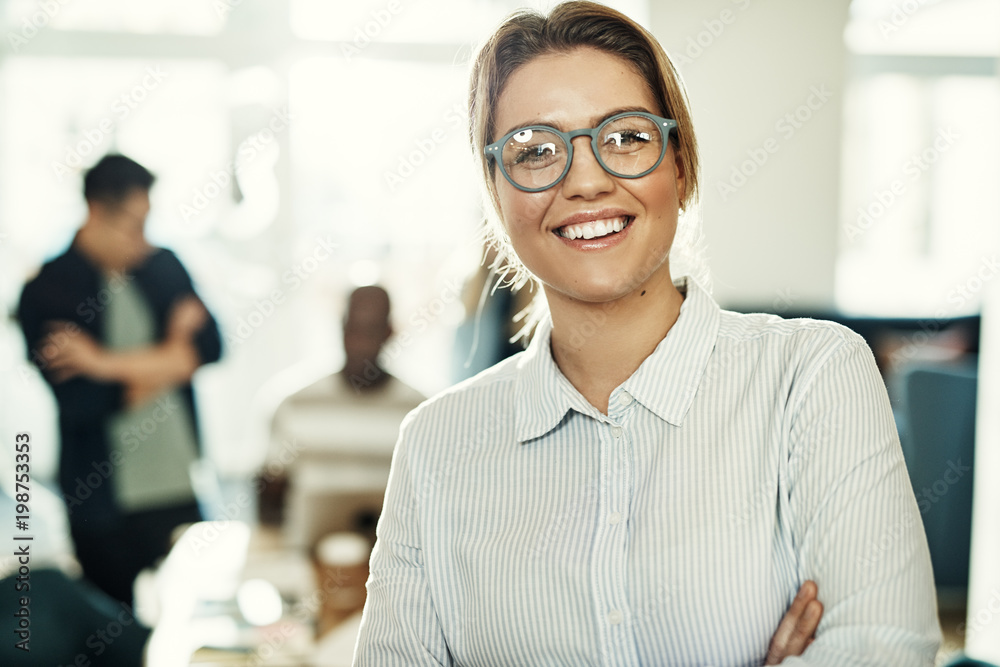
{"left": 500, "top": 114, "right": 664, "bottom": 190}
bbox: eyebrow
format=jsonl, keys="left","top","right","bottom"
{"left": 498, "top": 105, "right": 655, "bottom": 139}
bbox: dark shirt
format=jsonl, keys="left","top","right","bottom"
{"left": 17, "top": 241, "right": 222, "bottom": 529}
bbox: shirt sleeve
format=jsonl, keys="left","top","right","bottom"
{"left": 352, "top": 421, "right": 453, "bottom": 666}
{"left": 152, "top": 249, "right": 223, "bottom": 367}
{"left": 781, "top": 339, "right": 942, "bottom": 665}
{"left": 16, "top": 274, "right": 124, "bottom": 423}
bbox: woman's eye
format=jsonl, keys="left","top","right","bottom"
{"left": 604, "top": 130, "right": 651, "bottom": 148}
{"left": 513, "top": 142, "right": 558, "bottom": 165}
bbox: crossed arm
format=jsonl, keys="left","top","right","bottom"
{"left": 41, "top": 296, "right": 209, "bottom": 407}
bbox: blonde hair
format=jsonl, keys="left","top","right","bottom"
{"left": 468, "top": 1, "right": 709, "bottom": 341}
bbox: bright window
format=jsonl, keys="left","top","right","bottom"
{"left": 838, "top": 0, "right": 1000, "bottom": 316}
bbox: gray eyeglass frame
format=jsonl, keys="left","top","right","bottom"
{"left": 484, "top": 111, "right": 678, "bottom": 193}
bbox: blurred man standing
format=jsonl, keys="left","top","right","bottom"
{"left": 17, "top": 154, "right": 222, "bottom": 605}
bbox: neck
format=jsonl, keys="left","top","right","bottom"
{"left": 74, "top": 220, "right": 147, "bottom": 274}
{"left": 547, "top": 272, "right": 684, "bottom": 414}
{"left": 341, "top": 360, "right": 388, "bottom": 392}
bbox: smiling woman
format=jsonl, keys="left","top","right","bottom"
{"left": 352, "top": 2, "right": 942, "bottom": 665}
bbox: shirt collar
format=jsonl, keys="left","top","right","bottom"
{"left": 513, "top": 276, "right": 721, "bottom": 442}
{"left": 513, "top": 315, "right": 584, "bottom": 443}
{"left": 622, "top": 276, "right": 721, "bottom": 427}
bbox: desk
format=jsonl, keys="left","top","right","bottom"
{"left": 144, "top": 524, "right": 364, "bottom": 666}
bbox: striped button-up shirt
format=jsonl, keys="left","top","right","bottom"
{"left": 353, "top": 277, "right": 941, "bottom": 666}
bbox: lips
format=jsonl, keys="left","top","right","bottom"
{"left": 556, "top": 215, "right": 632, "bottom": 240}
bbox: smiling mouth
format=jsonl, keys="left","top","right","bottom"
{"left": 556, "top": 216, "right": 633, "bottom": 241}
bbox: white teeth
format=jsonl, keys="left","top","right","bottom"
{"left": 558, "top": 216, "right": 629, "bottom": 240}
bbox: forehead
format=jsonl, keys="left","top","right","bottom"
{"left": 494, "top": 47, "right": 657, "bottom": 135}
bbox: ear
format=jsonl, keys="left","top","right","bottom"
{"left": 673, "top": 147, "right": 686, "bottom": 206}
{"left": 87, "top": 199, "right": 105, "bottom": 219}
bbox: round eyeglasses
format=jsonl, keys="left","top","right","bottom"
{"left": 484, "top": 111, "right": 677, "bottom": 193}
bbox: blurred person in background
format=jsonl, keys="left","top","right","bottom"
{"left": 16, "top": 153, "right": 222, "bottom": 606}
{"left": 265, "top": 285, "right": 424, "bottom": 547}
{"left": 451, "top": 242, "right": 534, "bottom": 382}
{"left": 0, "top": 483, "right": 151, "bottom": 666}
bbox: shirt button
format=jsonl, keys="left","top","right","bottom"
{"left": 617, "top": 392, "right": 633, "bottom": 407}
{"left": 611, "top": 426, "right": 623, "bottom": 438}
{"left": 608, "top": 512, "right": 621, "bottom": 525}
{"left": 608, "top": 610, "right": 623, "bottom": 625}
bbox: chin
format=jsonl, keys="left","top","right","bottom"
{"left": 546, "top": 276, "right": 640, "bottom": 305}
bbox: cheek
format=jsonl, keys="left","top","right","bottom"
{"left": 498, "top": 187, "right": 555, "bottom": 233}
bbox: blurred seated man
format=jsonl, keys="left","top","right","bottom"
{"left": 266, "top": 285, "right": 425, "bottom": 548}
{"left": 16, "top": 154, "right": 222, "bottom": 606}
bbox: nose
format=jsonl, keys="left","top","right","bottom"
{"left": 559, "top": 136, "right": 614, "bottom": 199}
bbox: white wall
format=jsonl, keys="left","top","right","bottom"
{"left": 650, "top": 0, "right": 851, "bottom": 310}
